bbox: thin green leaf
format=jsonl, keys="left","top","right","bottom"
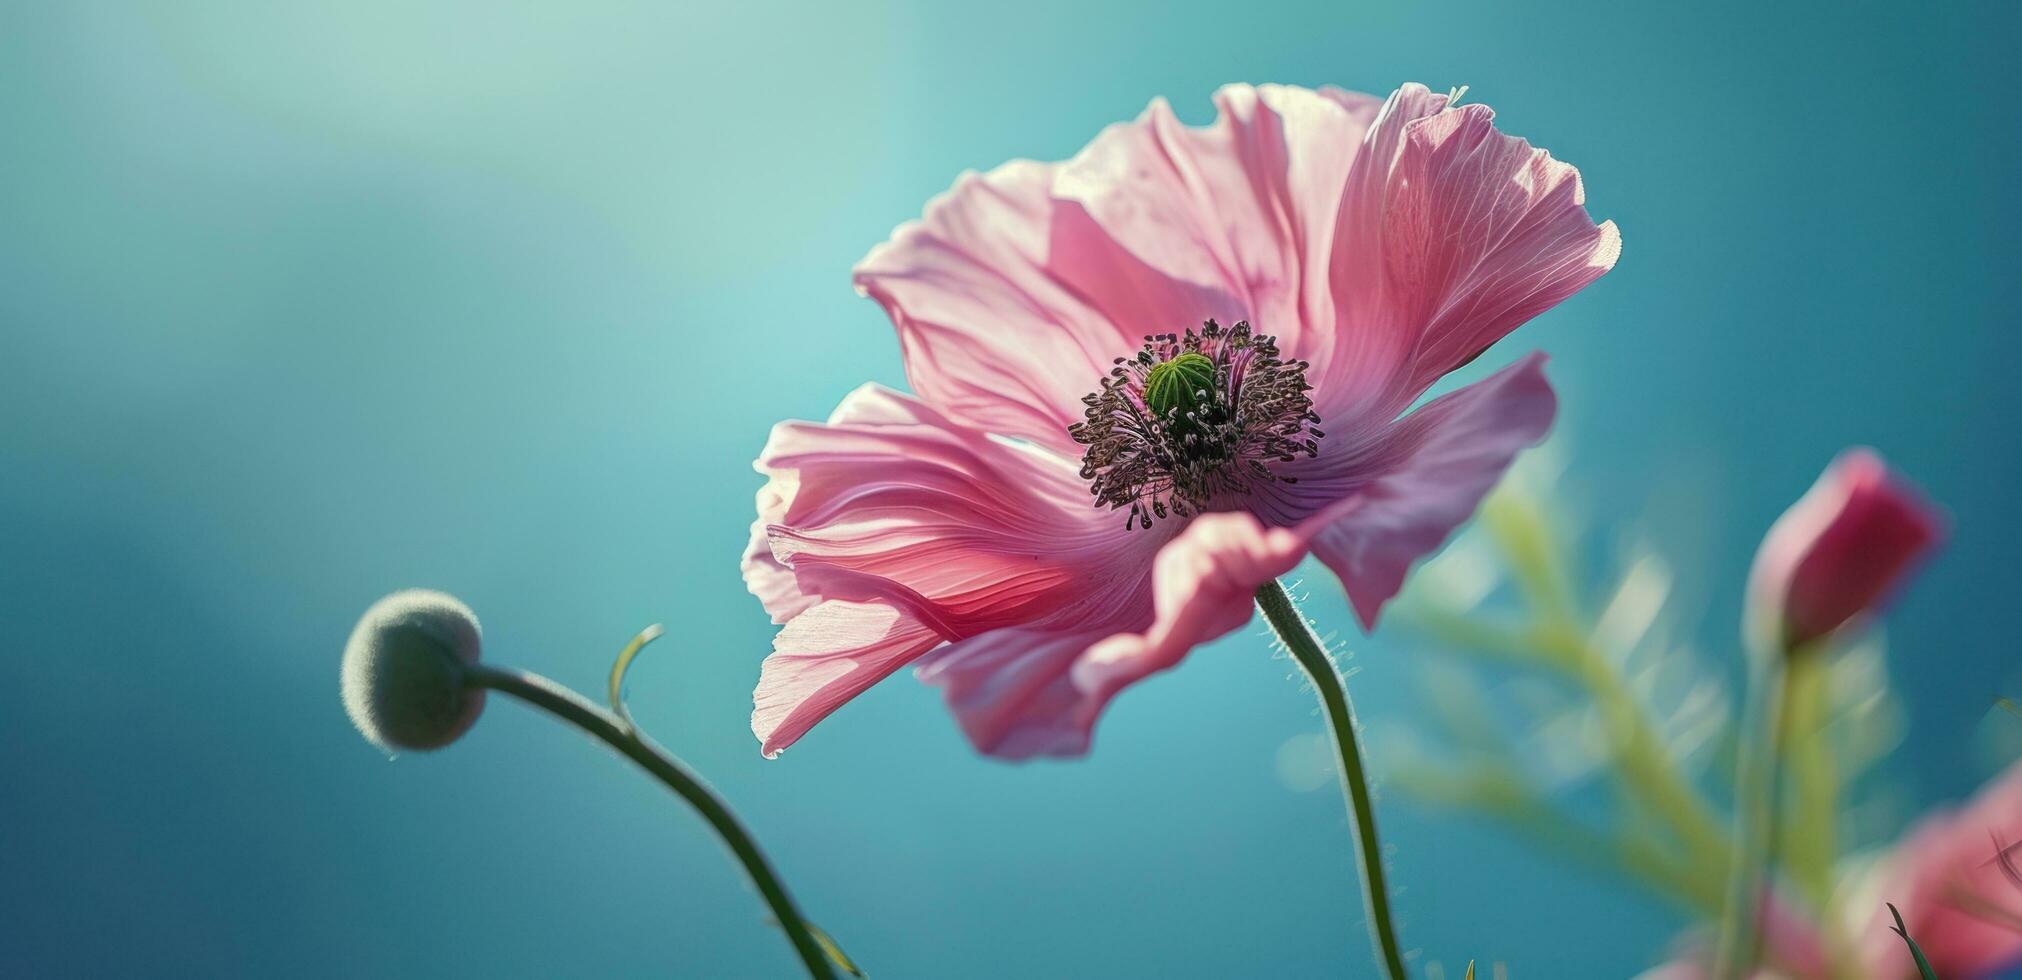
{"left": 765, "top": 916, "right": 864, "bottom": 978}
{"left": 1996, "top": 696, "right": 2022, "bottom": 717}
{"left": 1887, "top": 902, "right": 1939, "bottom": 980}
{"left": 606, "top": 624, "right": 666, "bottom": 728}
{"left": 1464, "top": 960, "right": 1476, "bottom": 980}
{"left": 806, "top": 920, "right": 866, "bottom": 978}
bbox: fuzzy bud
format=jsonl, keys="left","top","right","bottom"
{"left": 341, "top": 590, "right": 485, "bottom": 752}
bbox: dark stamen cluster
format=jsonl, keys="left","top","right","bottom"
{"left": 1068, "top": 319, "right": 1323, "bottom": 530}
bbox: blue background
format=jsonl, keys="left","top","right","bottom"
{"left": 3, "top": 1, "right": 2016, "bottom": 976}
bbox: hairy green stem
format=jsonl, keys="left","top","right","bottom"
{"left": 466, "top": 664, "right": 838, "bottom": 980}
{"left": 1255, "top": 579, "right": 1408, "bottom": 980}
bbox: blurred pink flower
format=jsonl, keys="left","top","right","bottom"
{"left": 1859, "top": 761, "right": 2022, "bottom": 979}
{"left": 1747, "top": 449, "right": 1944, "bottom": 652}
{"left": 745, "top": 83, "right": 1619, "bottom": 759}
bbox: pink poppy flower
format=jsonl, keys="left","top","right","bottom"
{"left": 1747, "top": 449, "right": 1944, "bottom": 653}
{"left": 745, "top": 82, "right": 1619, "bottom": 759}
{"left": 1858, "top": 761, "right": 2022, "bottom": 979}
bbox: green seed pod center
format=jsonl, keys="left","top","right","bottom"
{"left": 1143, "top": 352, "right": 1217, "bottom": 423}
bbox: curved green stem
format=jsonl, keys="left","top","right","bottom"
{"left": 1256, "top": 579, "right": 1409, "bottom": 980}
{"left": 466, "top": 663, "right": 838, "bottom": 980}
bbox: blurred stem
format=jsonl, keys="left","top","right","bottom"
{"left": 465, "top": 664, "right": 839, "bottom": 980}
{"left": 1712, "top": 651, "right": 1792, "bottom": 980}
{"left": 1537, "top": 622, "right": 1732, "bottom": 873}
{"left": 1482, "top": 493, "right": 1730, "bottom": 873}
{"left": 1783, "top": 651, "right": 1860, "bottom": 980}
{"left": 1399, "top": 607, "right": 1541, "bottom": 666}
{"left": 1394, "top": 765, "right": 1723, "bottom": 912}
{"left": 1481, "top": 494, "right": 1576, "bottom": 617}
{"left": 1256, "top": 579, "right": 1408, "bottom": 980}
{"left": 1781, "top": 653, "right": 1837, "bottom": 908}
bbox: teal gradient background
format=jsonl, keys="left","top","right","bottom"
{"left": 3, "top": 2, "right": 2017, "bottom": 976}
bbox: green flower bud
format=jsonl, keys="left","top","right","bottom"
{"left": 341, "top": 590, "right": 485, "bottom": 752}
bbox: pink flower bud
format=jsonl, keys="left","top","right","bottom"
{"left": 1746, "top": 449, "right": 1943, "bottom": 653}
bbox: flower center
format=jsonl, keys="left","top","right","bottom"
{"left": 1069, "top": 319, "right": 1323, "bottom": 530}
{"left": 1143, "top": 352, "right": 1217, "bottom": 426}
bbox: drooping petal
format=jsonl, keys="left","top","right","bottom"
{"left": 1301, "top": 353, "right": 1559, "bottom": 628}
{"left": 915, "top": 512, "right": 1315, "bottom": 759}
{"left": 752, "top": 600, "right": 944, "bottom": 758}
{"left": 913, "top": 626, "right": 1125, "bottom": 760}
{"left": 1328, "top": 85, "right": 1620, "bottom": 417}
{"left": 1073, "top": 512, "right": 1314, "bottom": 702}
{"left": 747, "top": 384, "right": 1171, "bottom": 754}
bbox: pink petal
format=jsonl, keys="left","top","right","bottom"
{"left": 858, "top": 83, "right": 1613, "bottom": 459}
{"left": 1053, "top": 84, "right": 1383, "bottom": 381}
{"left": 916, "top": 512, "right": 1314, "bottom": 759}
{"left": 742, "top": 471, "right": 816, "bottom": 625}
{"left": 741, "top": 382, "right": 946, "bottom": 624}
{"left": 757, "top": 384, "right": 1158, "bottom": 635}
{"left": 752, "top": 600, "right": 944, "bottom": 758}
{"left": 913, "top": 627, "right": 1123, "bottom": 760}
{"left": 1859, "top": 760, "right": 2022, "bottom": 978}
{"left": 1304, "top": 353, "right": 1559, "bottom": 628}
{"left": 1074, "top": 512, "right": 1314, "bottom": 697}
{"left": 1329, "top": 85, "right": 1620, "bottom": 416}
{"left": 854, "top": 160, "right": 1227, "bottom": 456}
{"left": 855, "top": 85, "right": 1399, "bottom": 455}
{"left": 748, "top": 384, "right": 1169, "bottom": 755}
